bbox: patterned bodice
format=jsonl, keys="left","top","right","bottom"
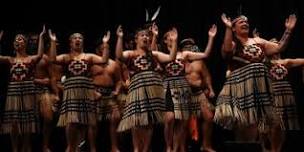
{"left": 230, "top": 43, "right": 266, "bottom": 71}
{"left": 270, "top": 63, "right": 288, "bottom": 81}
{"left": 164, "top": 58, "right": 186, "bottom": 77}
{"left": 65, "top": 58, "right": 91, "bottom": 77}
{"left": 127, "top": 53, "right": 158, "bottom": 77}
{"left": 236, "top": 43, "right": 265, "bottom": 63}
{"left": 10, "top": 60, "right": 34, "bottom": 81}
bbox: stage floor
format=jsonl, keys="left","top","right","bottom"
{"left": 0, "top": 122, "right": 302, "bottom": 152}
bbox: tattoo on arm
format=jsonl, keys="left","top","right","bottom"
{"left": 279, "top": 30, "right": 291, "bottom": 43}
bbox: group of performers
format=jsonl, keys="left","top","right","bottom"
{"left": 0, "top": 12, "right": 303, "bottom": 152}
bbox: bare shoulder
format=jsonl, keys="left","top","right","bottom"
{"left": 124, "top": 50, "right": 135, "bottom": 57}
{"left": 111, "top": 59, "right": 121, "bottom": 69}
{"left": 85, "top": 53, "right": 98, "bottom": 58}
{"left": 252, "top": 37, "right": 267, "bottom": 45}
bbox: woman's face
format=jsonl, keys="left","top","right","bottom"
{"left": 233, "top": 18, "right": 250, "bottom": 36}
{"left": 135, "top": 30, "right": 150, "bottom": 49}
{"left": 13, "top": 34, "right": 27, "bottom": 51}
{"left": 69, "top": 33, "right": 84, "bottom": 50}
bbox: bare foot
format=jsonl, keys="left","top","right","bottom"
{"left": 201, "top": 147, "right": 216, "bottom": 152}
{"left": 43, "top": 148, "right": 52, "bottom": 152}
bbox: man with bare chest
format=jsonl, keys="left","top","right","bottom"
{"left": 91, "top": 44, "right": 122, "bottom": 152}
{"left": 33, "top": 41, "right": 56, "bottom": 152}
{"left": 182, "top": 38, "right": 216, "bottom": 152}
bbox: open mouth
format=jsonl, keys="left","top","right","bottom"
{"left": 14, "top": 43, "right": 21, "bottom": 48}
{"left": 241, "top": 25, "right": 249, "bottom": 30}
{"left": 75, "top": 42, "right": 81, "bottom": 46}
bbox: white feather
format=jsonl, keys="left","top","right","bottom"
{"left": 145, "top": 9, "right": 149, "bottom": 22}
{"left": 151, "top": 6, "right": 161, "bottom": 21}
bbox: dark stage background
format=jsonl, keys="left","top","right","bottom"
{"left": 0, "top": 0, "right": 304, "bottom": 151}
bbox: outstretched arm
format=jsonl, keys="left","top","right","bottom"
{"left": 115, "top": 25, "right": 124, "bottom": 61}
{"left": 31, "top": 25, "right": 46, "bottom": 63}
{"left": 153, "top": 27, "right": 178, "bottom": 63}
{"left": 91, "top": 31, "right": 110, "bottom": 64}
{"left": 115, "top": 25, "right": 132, "bottom": 62}
{"left": 221, "top": 13, "right": 234, "bottom": 57}
{"left": 0, "top": 30, "right": 11, "bottom": 63}
{"left": 151, "top": 22, "right": 159, "bottom": 51}
{"left": 0, "top": 55, "right": 11, "bottom": 64}
{"left": 48, "top": 29, "right": 66, "bottom": 65}
{"left": 283, "top": 58, "right": 304, "bottom": 68}
{"left": 264, "top": 14, "right": 297, "bottom": 55}
{"left": 184, "top": 24, "right": 217, "bottom": 60}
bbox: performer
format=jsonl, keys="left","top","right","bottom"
{"left": 33, "top": 34, "right": 55, "bottom": 152}
{"left": 115, "top": 25, "right": 177, "bottom": 152}
{"left": 48, "top": 30, "right": 109, "bottom": 152}
{"left": 0, "top": 26, "right": 45, "bottom": 152}
{"left": 214, "top": 14, "right": 297, "bottom": 144}
{"left": 182, "top": 38, "right": 215, "bottom": 152}
{"left": 90, "top": 34, "right": 123, "bottom": 152}
{"left": 265, "top": 38, "right": 303, "bottom": 152}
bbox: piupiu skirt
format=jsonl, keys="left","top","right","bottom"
{"left": 164, "top": 76, "right": 192, "bottom": 120}
{"left": 118, "top": 71, "right": 165, "bottom": 132}
{"left": 272, "top": 80, "right": 300, "bottom": 130}
{"left": 96, "top": 86, "right": 120, "bottom": 121}
{"left": 57, "top": 76, "right": 97, "bottom": 127}
{"left": 191, "top": 88, "right": 214, "bottom": 117}
{"left": 2, "top": 80, "right": 40, "bottom": 134}
{"left": 214, "top": 63, "right": 276, "bottom": 132}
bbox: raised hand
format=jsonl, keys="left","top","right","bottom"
{"left": 39, "top": 25, "right": 46, "bottom": 37}
{"left": 48, "top": 29, "right": 57, "bottom": 41}
{"left": 168, "top": 27, "right": 178, "bottom": 41}
{"left": 151, "top": 22, "right": 159, "bottom": 36}
{"left": 208, "top": 24, "right": 217, "bottom": 38}
{"left": 116, "top": 25, "right": 123, "bottom": 38}
{"left": 102, "top": 31, "right": 111, "bottom": 43}
{"left": 285, "top": 14, "right": 297, "bottom": 31}
{"left": 252, "top": 28, "right": 260, "bottom": 38}
{"left": 221, "top": 13, "right": 232, "bottom": 28}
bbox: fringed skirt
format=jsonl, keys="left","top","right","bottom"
{"left": 164, "top": 76, "right": 192, "bottom": 120}
{"left": 1, "top": 81, "right": 40, "bottom": 134}
{"left": 117, "top": 91, "right": 127, "bottom": 112}
{"left": 191, "top": 88, "right": 214, "bottom": 117}
{"left": 57, "top": 76, "right": 97, "bottom": 127}
{"left": 35, "top": 85, "right": 56, "bottom": 121}
{"left": 52, "top": 81, "right": 63, "bottom": 113}
{"left": 214, "top": 63, "right": 275, "bottom": 131}
{"left": 117, "top": 71, "right": 165, "bottom": 132}
{"left": 272, "top": 80, "right": 300, "bottom": 130}
{"left": 96, "top": 86, "right": 120, "bottom": 121}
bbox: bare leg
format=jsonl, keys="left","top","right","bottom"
{"left": 164, "top": 112, "right": 175, "bottom": 152}
{"left": 179, "top": 120, "right": 188, "bottom": 152}
{"left": 10, "top": 132, "right": 20, "bottom": 152}
{"left": 235, "top": 124, "right": 258, "bottom": 142}
{"left": 88, "top": 125, "right": 97, "bottom": 152}
{"left": 41, "top": 94, "right": 54, "bottom": 152}
{"left": 43, "top": 119, "right": 53, "bottom": 152}
{"left": 142, "top": 126, "right": 153, "bottom": 152}
{"left": 110, "top": 109, "right": 121, "bottom": 152}
{"left": 132, "top": 128, "right": 140, "bottom": 152}
{"left": 269, "top": 124, "right": 284, "bottom": 152}
{"left": 201, "top": 105, "right": 216, "bottom": 152}
{"left": 22, "top": 134, "right": 32, "bottom": 152}
{"left": 66, "top": 124, "right": 81, "bottom": 152}
{"left": 173, "top": 120, "right": 185, "bottom": 152}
